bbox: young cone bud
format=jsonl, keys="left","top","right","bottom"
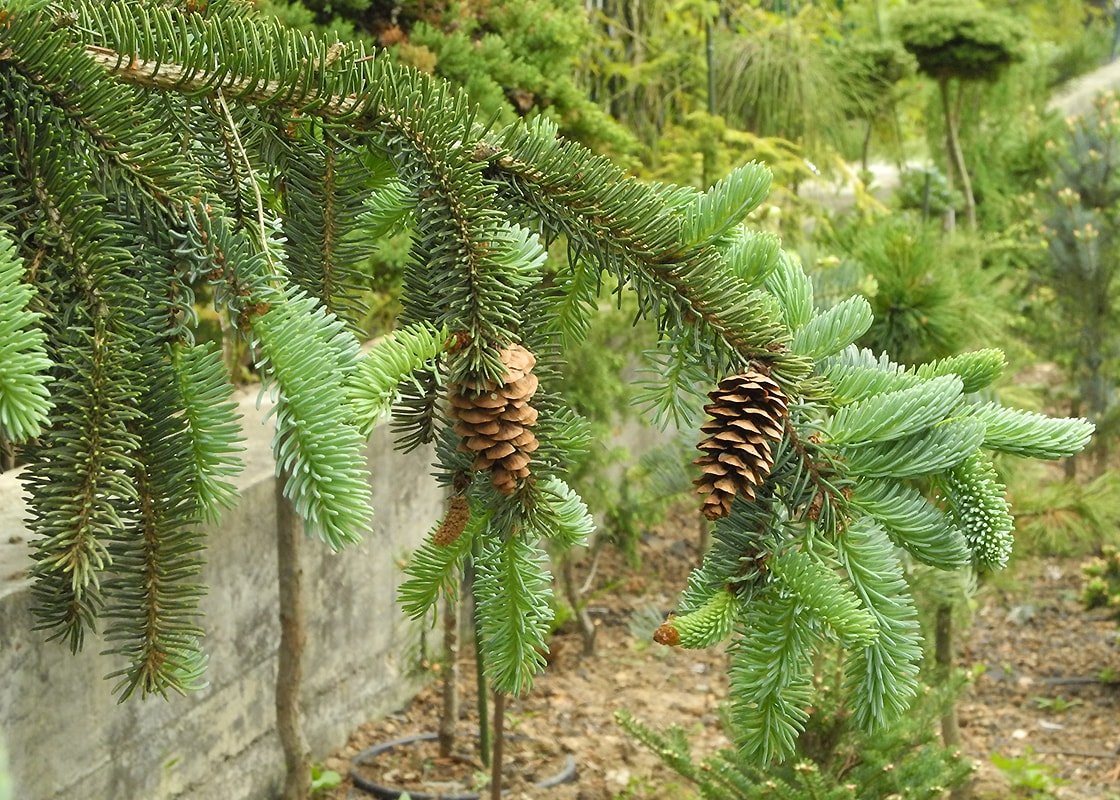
{"left": 693, "top": 371, "right": 788, "bottom": 520}
{"left": 433, "top": 493, "right": 471, "bottom": 546}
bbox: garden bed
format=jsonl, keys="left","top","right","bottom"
{"left": 321, "top": 512, "right": 1119, "bottom": 799}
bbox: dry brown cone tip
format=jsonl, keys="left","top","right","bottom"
{"left": 653, "top": 618, "right": 680, "bottom": 647}
{"left": 694, "top": 371, "right": 789, "bottom": 521}
{"left": 447, "top": 344, "right": 540, "bottom": 496}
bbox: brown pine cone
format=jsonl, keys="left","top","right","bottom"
{"left": 693, "top": 371, "right": 788, "bottom": 520}
{"left": 448, "top": 344, "right": 540, "bottom": 495}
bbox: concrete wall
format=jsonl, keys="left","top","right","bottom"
{"left": 0, "top": 391, "right": 444, "bottom": 800}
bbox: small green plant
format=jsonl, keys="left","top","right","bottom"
{"left": 471, "top": 770, "right": 493, "bottom": 792}
{"left": 1081, "top": 544, "right": 1120, "bottom": 618}
{"left": 309, "top": 763, "right": 341, "bottom": 794}
{"left": 611, "top": 774, "right": 666, "bottom": 799}
{"left": 896, "top": 168, "right": 963, "bottom": 218}
{"left": 619, "top": 654, "right": 973, "bottom": 800}
{"left": 990, "top": 747, "right": 1067, "bottom": 796}
{"left": 1030, "top": 695, "right": 1083, "bottom": 713}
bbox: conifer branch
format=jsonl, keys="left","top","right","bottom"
{"left": 0, "top": 229, "right": 52, "bottom": 441}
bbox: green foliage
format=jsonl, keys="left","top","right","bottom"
{"left": 665, "top": 588, "right": 737, "bottom": 650}
{"left": 824, "top": 215, "right": 1002, "bottom": 366}
{"left": 310, "top": 763, "right": 342, "bottom": 793}
{"left": 253, "top": 289, "right": 372, "bottom": 550}
{"left": 531, "top": 477, "right": 595, "bottom": 550}
{"left": 473, "top": 533, "right": 554, "bottom": 696}
{"left": 938, "top": 451, "right": 1014, "bottom": 570}
{"left": 893, "top": 0, "right": 1029, "bottom": 83}
{"left": 850, "top": 479, "right": 971, "bottom": 570}
{"left": 834, "top": 519, "right": 923, "bottom": 730}
{"left": 618, "top": 654, "right": 971, "bottom": 799}
{"left": 1010, "top": 467, "right": 1120, "bottom": 557}
{"left": 0, "top": 2, "right": 1094, "bottom": 773}
{"left": 957, "top": 52, "right": 1059, "bottom": 233}
{"left": 894, "top": 167, "right": 962, "bottom": 217}
{"left": 681, "top": 161, "right": 772, "bottom": 246}
{"left": 0, "top": 229, "right": 52, "bottom": 442}
{"left": 729, "top": 587, "right": 817, "bottom": 764}
{"left": 829, "top": 374, "right": 963, "bottom": 446}
{"left": 792, "top": 296, "right": 874, "bottom": 361}
{"left": 770, "top": 548, "right": 879, "bottom": 646}
{"left": 171, "top": 343, "right": 245, "bottom": 523}
{"left": 840, "top": 419, "right": 985, "bottom": 480}
{"left": 347, "top": 323, "right": 448, "bottom": 435}
{"left": 831, "top": 39, "right": 917, "bottom": 123}
{"left": 1027, "top": 91, "right": 1120, "bottom": 466}
{"left": 991, "top": 747, "right": 1068, "bottom": 796}
{"left": 914, "top": 348, "right": 1006, "bottom": 394}
{"left": 969, "top": 403, "right": 1095, "bottom": 459}
{"left": 714, "top": 6, "right": 852, "bottom": 160}
{"left": 398, "top": 503, "right": 483, "bottom": 620}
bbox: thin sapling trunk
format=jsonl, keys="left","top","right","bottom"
{"left": 438, "top": 592, "right": 461, "bottom": 758}
{"left": 276, "top": 470, "right": 312, "bottom": 800}
{"left": 490, "top": 691, "right": 506, "bottom": 800}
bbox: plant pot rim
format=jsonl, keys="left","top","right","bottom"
{"left": 349, "top": 732, "right": 577, "bottom": 799}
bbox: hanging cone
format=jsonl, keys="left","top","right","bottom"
{"left": 693, "top": 371, "right": 788, "bottom": 520}
{"left": 448, "top": 344, "right": 540, "bottom": 495}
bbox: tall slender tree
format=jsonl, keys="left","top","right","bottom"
{"left": 895, "top": 0, "right": 1027, "bottom": 230}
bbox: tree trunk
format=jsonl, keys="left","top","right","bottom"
{"left": 560, "top": 554, "right": 597, "bottom": 657}
{"left": 489, "top": 691, "right": 506, "bottom": 800}
{"left": 466, "top": 554, "right": 491, "bottom": 766}
{"left": 940, "top": 78, "right": 976, "bottom": 231}
{"left": 438, "top": 592, "right": 460, "bottom": 758}
{"left": 935, "top": 603, "right": 969, "bottom": 800}
{"left": 276, "top": 473, "right": 312, "bottom": 800}
{"left": 705, "top": 19, "right": 716, "bottom": 118}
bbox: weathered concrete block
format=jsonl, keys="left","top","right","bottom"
{"left": 0, "top": 392, "right": 442, "bottom": 799}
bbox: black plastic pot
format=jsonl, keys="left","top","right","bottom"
{"left": 349, "top": 732, "right": 577, "bottom": 799}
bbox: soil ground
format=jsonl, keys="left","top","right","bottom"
{"left": 320, "top": 508, "right": 1120, "bottom": 800}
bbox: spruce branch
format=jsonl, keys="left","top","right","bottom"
{"left": 728, "top": 588, "right": 816, "bottom": 763}
{"left": 0, "top": 228, "right": 52, "bottom": 442}
{"left": 839, "top": 418, "right": 985, "bottom": 479}
{"left": 850, "top": 479, "right": 970, "bottom": 570}
{"left": 485, "top": 121, "right": 813, "bottom": 388}
{"left": 103, "top": 343, "right": 209, "bottom": 701}
{"left": 938, "top": 451, "right": 1014, "bottom": 570}
{"left": 6, "top": 81, "right": 145, "bottom": 652}
{"left": 347, "top": 323, "right": 449, "bottom": 435}
{"left": 656, "top": 588, "right": 737, "bottom": 649}
{"left": 526, "top": 476, "right": 595, "bottom": 549}
{"left": 828, "top": 374, "right": 964, "bottom": 445}
{"left": 791, "top": 295, "right": 874, "bottom": 360}
{"left": 969, "top": 402, "right": 1095, "bottom": 459}
{"left": 768, "top": 548, "right": 878, "bottom": 646}
{"left": 915, "top": 348, "right": 1006, "bottom": 393}
{"left": 398, "top": 500, "right": 484, "bottom": 620}
{"left": 835, "top": 518, "right": 922, "bottom": 729}
{"left": 473, "top": 533, "right": 553, "bottom": 697}
{"left": 253, "top": 288, "right": 372, "bottom": 550}
{"left": 170, "top": 342, "right": 245, "bottom": 522}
